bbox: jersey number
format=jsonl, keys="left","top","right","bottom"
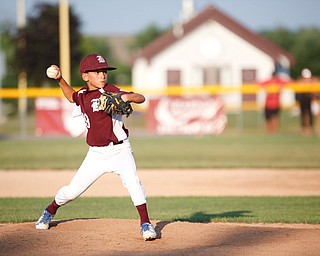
{"left": 83, "top": 113, "right": 90, "bottom": 129}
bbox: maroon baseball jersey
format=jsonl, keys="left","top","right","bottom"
{"left": 72, "top": 83, "right": 130, "bottom": 146}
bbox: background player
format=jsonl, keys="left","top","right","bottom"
{"left": 259, "top": 70, "right": 287, "bottom": 134}
{"left": 35, "top": 53, "right": 157, "bottom": 241}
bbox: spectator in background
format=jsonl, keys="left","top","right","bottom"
{"left": 259, "top": 71, "right": 287, "bottom": 134}
{"left": 295, "top": 68, "right": 317, "bottom": 136}
{"left": 312, "top": 88, "right": 320, "bottom": 136}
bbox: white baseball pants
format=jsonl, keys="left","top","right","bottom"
{"left": 55, "top": 140, "right": 146, "bottom": 206}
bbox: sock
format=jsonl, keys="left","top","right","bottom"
{"left": 136, "top": 203, "right": 150, "bottom": 225}
{"left": 46, "top": 200, "right": 60, "bottom": 215}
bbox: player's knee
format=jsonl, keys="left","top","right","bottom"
{"left": 55, "top": 185, "right": 79, "bottom": 205}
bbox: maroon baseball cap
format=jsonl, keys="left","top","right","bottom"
{"left": 79, "top": 54, "right": 117, "bottom": 73}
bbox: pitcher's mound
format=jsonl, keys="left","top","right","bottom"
{"left": 1, "top": 219, "right": 319, "bottom": 256}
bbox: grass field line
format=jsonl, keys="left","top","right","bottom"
{"left": 1, "top": 169, "right": 320, "bottom": 197}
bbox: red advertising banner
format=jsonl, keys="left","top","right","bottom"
{"left": 147, "top": 96, "right": 227, "bottom": 135}
{"left": 35, "top": 97, "right": 86, "bottom": 137}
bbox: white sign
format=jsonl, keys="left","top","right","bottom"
{"left": 148, "top": 96, "right": 227, "bottom": 135}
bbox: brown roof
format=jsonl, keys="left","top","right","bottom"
{"left": 134, "top": 5, "right": 295, "bottom": 64}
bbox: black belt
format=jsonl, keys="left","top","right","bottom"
{"left": 109, "top": 138, "right": 128, "bottom": 146}
{"left": 113, "top": 140, "right": 124, "bottom": 145}
{"left": 93, "top": 140, "right": 126, "bottom": 147}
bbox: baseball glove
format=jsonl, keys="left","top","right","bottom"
{"left": 99, "top": 92, "right": 133, "bottom": 117}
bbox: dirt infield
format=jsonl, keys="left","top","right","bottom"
{"left": 1, "top": 169, "right": 320, "bottom": 197}
{"left": 0, "top": 169, "right": 320, "bottom": 256}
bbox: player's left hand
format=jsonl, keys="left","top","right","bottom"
{"left": 99, "top": 92, "right": 133, "bottom": 117}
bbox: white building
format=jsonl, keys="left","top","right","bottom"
{"left": 132, "top": 5, "right": 295, "bottom": 109}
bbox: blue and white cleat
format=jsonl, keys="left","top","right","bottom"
{"left": 140, "top": 222, "right": 157, "bottom": 241}
{"left": 35, "top": 210, "right": 54, "bottom": 230}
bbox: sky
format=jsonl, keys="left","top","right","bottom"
{"left": 0, "top": 0, "right": 320, "bottom": 35}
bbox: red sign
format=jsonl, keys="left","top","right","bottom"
{"left": 147, "top": 96, "right": 227, "bottom": 135}
{"left": 35, "top": 98, "right": 86, "bottom": 137}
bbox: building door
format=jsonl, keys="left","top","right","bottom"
{"left": 203, "top": 67, "right": 220, "bottom": 85}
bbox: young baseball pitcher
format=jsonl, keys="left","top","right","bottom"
{"left": 35, "top": 53, "right": 157, "bottom": 241}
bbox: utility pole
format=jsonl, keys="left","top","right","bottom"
{"left": 59, "top": 0, "right": 71, "bottom": 84}
{"left": 17, "top": 0, "right": 27, "bottom": 138}
{"left": 0, "top": 31, "right": 5, "bottom": 124}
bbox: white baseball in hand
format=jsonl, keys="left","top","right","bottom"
{"left": 46, "top": 66, "right": 59, "bottom": 79}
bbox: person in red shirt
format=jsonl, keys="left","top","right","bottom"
{"left": 35, "top": 54, "right": 157, "bottom": 241}
{"left": 259, "top": 71, "right": 287, "bottom": 134}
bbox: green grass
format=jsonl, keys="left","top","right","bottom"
{"left": 0, "top": 110, "right": 319, "bottom": 169}
{"left": 0, "top": 134, "right": 319, "bottom": 169}
{"left": 0, "top": 137, "right": 87, "bottom": 169}
{"left": 133, "top": 134, "right": 320, "bottom": 169}
{"left": 0, "top": 197, "right": 319, "bottom": 224}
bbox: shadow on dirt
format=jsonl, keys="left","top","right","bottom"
{"left": 49, "top": 218, "right": 98, "bottom": 228}
{"left": 174, "top": 210, "right": 252, "bottom": 223}
{"left": 154, "top": 210, "right": 252, "bottom": 239}
{"left": 154, "top": 220, "right": 171, "bottom": 239}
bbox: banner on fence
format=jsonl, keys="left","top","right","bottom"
{"left": 147, "top": 96, "right": 227, "bottom": 135}
{"left": 35, "top": 97, "right": 85, "bottom": 137}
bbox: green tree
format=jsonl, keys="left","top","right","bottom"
{"left": 16, "top": 3, "right": 82, "bottom": 86}
{"left": 290, "top": 28, "right": 320, "bottom": 78}
{"left": 260, "top": 27, "right": 296, "bottom": 51}
{"left": 260, "top": 27, "right": 320, "bottom": 79}
{"left": 129, "top": 24, "right": 166, "bottom": 51}
{"left": 0, "top": 22, "right": 17, "bottom": 88}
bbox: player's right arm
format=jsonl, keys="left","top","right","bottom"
{"left": 57, "top": 77, "right": 75, "bottom": 103}
{"left": 50, "top": 65, "right": 75, "bottom": 103}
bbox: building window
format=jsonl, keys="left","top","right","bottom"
{"left": 242, "top": 69, "right": 256, "bottom": 83}
{"left": 167, "top": 70, "right": 181, "bottom": 86}
{"left": 242, "top": 69, "right": 256, "bottom": 102}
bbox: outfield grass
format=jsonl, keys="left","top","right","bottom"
{"left": 0, "top": 134, "right": 319, "bottom": 169}
{"left": 1, "top": 109, "right": 319, "bottom": 169}
{"left": 0, "top": 197, "right": 319, "bottom": 224}
{"left": 133, "top": 134, "right": 320, "bottom": 169}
